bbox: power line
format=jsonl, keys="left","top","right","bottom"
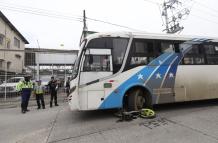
{"left": 191, "top": 13, "right": 218, "bottom": 26}
{"left": 193, "top": 0, "right": 218, "bottom": 14}
{"left": 0, "top": 1, "right": 82, "bottom": 18}
{"left": 0, "top": 4, "right": 82, "bottom": 22}
{"left": 86, "top": 17, "right": 143, "bottom": 32}
{"left": 193, "top": 7, "right": 218, "bottom": 20}
{"left": 143, "top": 0, "right": 161, "bottom": 5}
{"left": 0, "top": 2, "right": 143, "bottom": 31}
{"left": 189, "top": 1, "right": 218, "bottom": 20}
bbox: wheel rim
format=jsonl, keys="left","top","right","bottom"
{"left": 136, "top": 90, "right": 145, "bottom": 110}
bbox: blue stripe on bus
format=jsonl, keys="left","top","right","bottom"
{"left": 99, "top": 38, "right": 210, "bottom": 109}
{"left": 99, "top": 53, "right": 175, "bottom": 109}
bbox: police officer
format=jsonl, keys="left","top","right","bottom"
{"left": 48, "top": 76, "right": 59, "bottom": 107}
{"left": 16, "top": 75, "right": 33, "bottom": 113}
{"left": 34, "top": 80, "right": 45, "bottom": 109}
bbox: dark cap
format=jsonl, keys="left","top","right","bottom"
{"left": 24, "top": 74, "right": 31, "bottom": 78}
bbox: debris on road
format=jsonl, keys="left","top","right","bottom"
{"left": 116, "top": 108, "right": 156, "bottom": 122}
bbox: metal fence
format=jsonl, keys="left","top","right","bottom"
{"left": 0, "top": 48, "right": 77, "bottom": 108}
{"left": 0, "top": 74, "right": 68, "bottom": 109}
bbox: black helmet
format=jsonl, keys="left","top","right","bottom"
{"left": 24, "top": 74, "right": 31, "bottom": 78}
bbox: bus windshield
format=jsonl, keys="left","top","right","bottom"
{"left": 85, "top": 37, "right": 129, "bottom": 73}
{"left": 72, "top": 41, "right": 86, "bottom": 79}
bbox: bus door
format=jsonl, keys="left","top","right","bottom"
{"left": 79, "top": 49, "right": 113, "bottom": 109}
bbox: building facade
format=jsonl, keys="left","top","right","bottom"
{"left": 0, "top": 11, "right": 29, "bottom": 75}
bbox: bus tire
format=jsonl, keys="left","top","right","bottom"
{"left": 127, "top": 88, "right": 147, "bottom": 111}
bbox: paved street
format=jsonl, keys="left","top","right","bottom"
{"left": 1, "top": 100, "right": 218, "bottom": 143}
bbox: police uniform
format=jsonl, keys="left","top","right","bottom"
{"left": 48, "top": 79, "right": 59, "bottom": 107}
{"left": 34, "top": 82, "right": 45, "bottom": 109}
{"left": 16, "top": 79, "right": 33, "bottom": 113}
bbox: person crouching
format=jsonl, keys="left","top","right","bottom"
{"left": 34, "top": 80, "right": 45, "bottom": 109}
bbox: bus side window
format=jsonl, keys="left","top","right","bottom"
{"left": 124, "top": 39, "right": 155, "bottom": 71}
{"left": 112, "top": 38, "right": 129, "bottom": 74}
{"left": 174, "top": 43, "right": 180, "bottom": 53}
{"left": 181, "top": 44, "right": 205, "bottom": 65}
{"left": 161, "top": 42, "right": 174, "bottom": 53}
{"left": 205, "top": 44, "right": 218, "bottom": 65}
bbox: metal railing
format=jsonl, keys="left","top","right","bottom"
{"left": 0, "top": 75, "right": 68, "bottom": 108}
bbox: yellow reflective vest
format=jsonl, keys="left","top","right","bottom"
{"left": 34, "top": 84, "right": 44, "bottom": 94}
{"left": 16, "top": 81, "right": 33, "bottom": 91}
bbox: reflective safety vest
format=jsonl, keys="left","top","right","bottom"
{"left": 34, "top": 84, "right": 44, "bottom": 94}
{"left": 16, "top": 81, "right": 33, "bottom": 92}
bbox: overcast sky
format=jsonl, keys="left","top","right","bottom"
{"left": 0, "top": 0, "right": 218, "bottom": 50}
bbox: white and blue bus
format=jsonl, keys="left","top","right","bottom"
{"left": 69, "top": 32, "right": 218, "bottom": 111}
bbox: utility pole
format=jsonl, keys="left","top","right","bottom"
{"left": 83, "top": 10, "right": 88, "bottom": 38}
{"left": 161, "top": 0, "right": 191, "bottom": 34}
{"left": 79, "top": 10, "right": 88, "bottom": 45}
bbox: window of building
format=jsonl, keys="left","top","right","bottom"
{"left": 7, "top": 61, "right": 11, "bottom": 70}
{"left": 0, "top": 60, "right": 3, "bottom": 68}
{"left": 14, "top": 37, "right": 20, "bottom": 48}
{"left": 25, "top": 53, "right": 36, "bottom": 66}
{"left": 83, "top": 55, "right": 111, "bottom": 72}
{"left": 0, "top": 34, "right": 4, "bottom": 45}
{"left": 7, "top": 39, "right": 10, "bottom": 49}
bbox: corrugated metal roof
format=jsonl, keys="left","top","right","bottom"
{"left": 0, "top": 11, "right": 29, "bottom": 44}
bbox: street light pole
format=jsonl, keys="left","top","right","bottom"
{"left": 36, "top": 40, "right": 40, "bottom": 81}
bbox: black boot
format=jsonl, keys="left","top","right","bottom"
{"left": 21, "top": 102, "right": 25, "bottom": 113}
{"left": 55, "top": 102, "right": 59, "bottom": 106}
{"left": 50, "top": 102, "right": 52, "bottom": 108}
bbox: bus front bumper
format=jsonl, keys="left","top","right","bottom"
{"left": 68, "top": 87, "right": 80, "bottom": 111}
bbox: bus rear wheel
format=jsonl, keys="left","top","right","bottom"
{"left": 127, "top": 89, "right": 146, "bottom": 111}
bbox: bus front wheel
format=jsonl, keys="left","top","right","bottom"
{"left": 127, "top": 89, "right": 147, "bottom": 111}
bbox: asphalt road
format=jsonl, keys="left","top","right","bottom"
{"left": 1, "top": 100, "right": 218, "bottom": 143}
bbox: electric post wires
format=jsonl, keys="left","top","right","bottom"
{"left": 0, "top": 2, "right": 143, "bottom": 32}
{"left": 188, "top": 0, "right": 218, "bottom": 26}
{"left": 142, "top": 0, "right": 192, "bottom": 34}
{"left": 0, "top": 2, "right": 83, "bottom": 22}
{"left": 161, "top": 0, "right": 193, "bottom": 34}
{"left": 164, "top": 0, "right": 218, "bottom": 32}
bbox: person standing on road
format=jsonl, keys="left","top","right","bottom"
{"left": 48, "top": 76, "right": 59, "bottom": 107}
{"left": 16, "top": 75, "right": 33, "bottom": 114}
{"left": 34, "top": 80, "right": 45, "bottom": 109}
{"left": 65, "top": 77, "right": 70, "bottom": 97}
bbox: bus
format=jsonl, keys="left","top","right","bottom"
{"left": 68, "top": 32, "right": 218, "bottom": 111}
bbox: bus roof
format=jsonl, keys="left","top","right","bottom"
{"left": 86, "top": 31, "right": 218, "bottom": 43}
